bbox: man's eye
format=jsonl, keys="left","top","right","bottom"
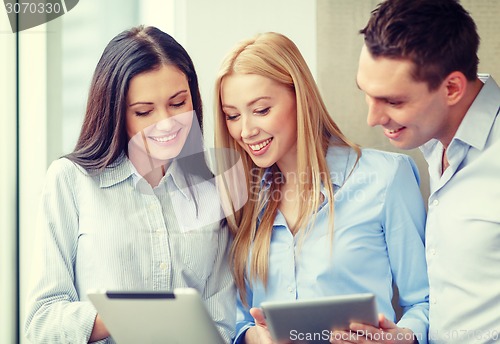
{"left": 387, "top": 100, "right": 402, "bottom": 106}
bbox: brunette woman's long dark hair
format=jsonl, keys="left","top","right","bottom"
{"left": 66, "top": 26, "right": 208, "bottom": 179}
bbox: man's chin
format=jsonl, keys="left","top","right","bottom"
{"left": 388, "top": 138, "right": 421, "bottom": 151}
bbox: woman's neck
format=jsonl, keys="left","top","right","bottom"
{"left": 129, "top": 153, "right": 168, "bottom": 188}
{"left": 143, "top": 165, "right": 166, "bottom": 188}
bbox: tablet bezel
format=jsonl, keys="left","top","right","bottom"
{"left": 87, "top": 288, "right": 225, "bottom": 344}
{"left": 261, "top": 293, "right": 378, "bottom": 344}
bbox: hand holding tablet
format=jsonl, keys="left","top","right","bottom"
{"left": 260, "top": 293, "right": 378, "bottom": 344}
{"left": 87, "top": 288, "right": 225, "bottom": 344}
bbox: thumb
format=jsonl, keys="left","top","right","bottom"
{"left": 250, "top": 307, "right": 267, "bottom": 327}
{"left": 378, "top": 313, "right": 397, "bottom": 331}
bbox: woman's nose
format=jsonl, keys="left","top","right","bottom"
{"left": 240, "top": 115, "right": 259, "bottom": 139}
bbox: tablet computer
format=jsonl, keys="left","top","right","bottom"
{"left": 87, "top": 288, "right": 225, "bottom": 344}
{"left": 261, "top": 293, "right": 378, "bottom": 344}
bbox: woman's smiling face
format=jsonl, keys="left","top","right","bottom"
{"left": 126, "top": 64, "right": 194, "bottom": 165}
{"left": 221, "top": 73, "right": 298, "bottom": 171}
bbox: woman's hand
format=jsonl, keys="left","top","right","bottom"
{"left": 330, "top": 313, "right": 417, "bottom": 344}
{"left": 89, "top": 314, "right": 110, "bottom": 343}
{"left": 244, "top": 308, "right": 276, "bottom": 344}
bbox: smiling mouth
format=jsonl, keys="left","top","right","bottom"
{"left": 150, "top": 130, "right": 179, "bottom": 143}
{"left": 386, "top": 127, "right": 405, "bottom": 134}
{"left": 248, "top": 138, "right": 272, "bottom": 152}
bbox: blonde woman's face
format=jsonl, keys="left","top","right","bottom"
{"left": 221, "top": 73, "right": 298, "bottom": 172}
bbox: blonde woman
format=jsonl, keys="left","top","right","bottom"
{"left": 214, "top": 32, "right": 429, "bottom": 344}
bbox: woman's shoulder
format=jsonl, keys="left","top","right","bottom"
{"left": 358, "top": 148, "right": 420, "bottom": 184}
{"left": 326, "top": 145, "right": 419, "bottom": 185}
{"left": 45, "top": 157, "right": 92, "bottom": 182}
{"left": 326, "top": 145, "right": 417, "bottom": 173}
{"left": 360, "top": 148, "right": 416, "bottom": 167}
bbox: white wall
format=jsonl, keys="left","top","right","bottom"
{"left": 18, "top": 22, "right": 50, "bottom": 344}
{"left": 0, "top": 10, "right": 18, "bottom": 344}
{"left": 177, "top": 0, "right": 317, "bottom": 147}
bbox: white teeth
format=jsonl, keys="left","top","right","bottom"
{"left": 249, "top": 138, "right": 272, "bottom": 151}
{"left": 151, "top": 132, "right": 177, "bottom": 142}
{"left": 387, "top": 128, "right": 403, "bottom": 134}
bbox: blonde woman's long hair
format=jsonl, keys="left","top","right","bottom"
{"left": 214, "top": 32, "right": 360, "bottom": 304}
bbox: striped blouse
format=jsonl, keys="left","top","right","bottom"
{"left": 24, "top": 155, "right": 235, "bottom": 343}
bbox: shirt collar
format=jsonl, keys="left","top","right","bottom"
{"left": 256, "top": 143, "right": 357, "bottom": 223}
{"left": 421, "top": 74, "right": 500, "bottom": 157}
{"left": 325, "top": 144, "right": 358, "bottom": 188}
{"left": 420, "top": 135, "right": 440, "bottom": 162}
{"left": 453, "top": 74, "right": 500, "bottom": 151}
{"left": 99, "top": 154, "right": 134, "bottom": 188}
{"left": 258, "top": 144, "right": 355, "bottom": 188}
{"left": 99, "top": 155, "right": 191, "bottom": 200}
{"left": 163, "top": 159, "right": 191, "bottom": 200}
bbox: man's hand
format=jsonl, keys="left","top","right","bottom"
{"left": 330, "top": 313, "right": 417, "bottom": 344}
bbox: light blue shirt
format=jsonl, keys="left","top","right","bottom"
{"left": 421, "top": 75, "right": 500, "bottom": 344}
{"left": 235, "top": 147, "right": 429, "bottom": 343}
{"left": 25, "top": 155, "right": 235, "bottom": 343}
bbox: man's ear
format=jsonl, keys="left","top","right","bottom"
{"left": 443, "top": 71, "right": 467, "bottom": 106}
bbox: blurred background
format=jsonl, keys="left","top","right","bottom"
{"left": 1, "top": 1, "right": 499, "bottom": 343}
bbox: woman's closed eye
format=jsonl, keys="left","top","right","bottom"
{"left": 254, "top": 107, "right": 270, "bottom": 115}
{"left": 225, "top": 113, "right": 240, "bottom": 121}
{"left": 171, "top": 100, "right": 186, "bottom": 108}
{"left": 135, "top": 110, "right": 152, "bottom": 116}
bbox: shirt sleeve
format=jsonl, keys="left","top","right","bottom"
{"left": 202, "top": 222, "right": 237, "bottom": 344}
{"left": 233, "top": 286, "right": 255, "bottom": 344}
{"left": 383, "top": 155, "right": 429, "bottom": 344}
{"left": 24, "top": 159, "right": 100, "bottom": 343}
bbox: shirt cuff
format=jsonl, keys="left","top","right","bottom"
{"left": 397, "top": 318, "right": 427, "bottom": 344}
{"left": 233, "top": 324, "right": 252, "bottom": 344}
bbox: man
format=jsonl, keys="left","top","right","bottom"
{"left": 357, "top": 0, "right": 500, "bottom": 343}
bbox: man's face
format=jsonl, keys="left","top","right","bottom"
{"left": 356, "top": 45, "right": 450, "bottom": 150}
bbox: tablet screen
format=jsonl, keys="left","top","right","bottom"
{"left": 87, "top": 288, "right": 225, "bottom": 344}
{"left": 261, "top": 293, "right": 378, "bottom": 344}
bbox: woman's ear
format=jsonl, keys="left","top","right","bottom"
{"left": 443, "top": 71, "right": 467, "bottom": 106}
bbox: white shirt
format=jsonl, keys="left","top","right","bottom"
{"left": 421, "top": 75, "right": 500, "bottom": 344}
